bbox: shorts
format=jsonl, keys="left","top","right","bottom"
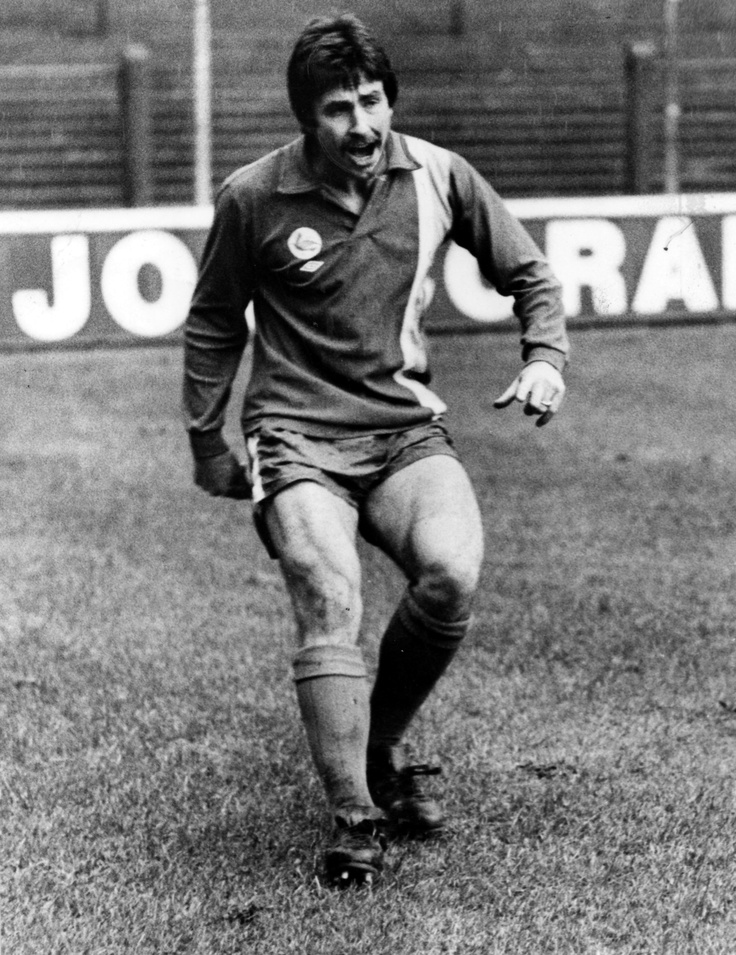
{"left": 245, "top": 420, "right": 458, "bottom": 558}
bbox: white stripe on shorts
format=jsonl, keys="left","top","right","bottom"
{"left": 246, "top": 435, "right": 266, "bottom": 504}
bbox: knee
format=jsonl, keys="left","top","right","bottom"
{"left": 282, "top": 553, "right": 363, "bottom": 646}
{"left": 413, "top": 550, "right": 482, "bottom": 622}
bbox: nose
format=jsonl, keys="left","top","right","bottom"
{"left": 350, "top": 106, "right": 371, "bottom": 136}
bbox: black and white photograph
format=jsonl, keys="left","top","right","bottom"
{"left": 2, "top": 1, "right": 736, "bottom": 952}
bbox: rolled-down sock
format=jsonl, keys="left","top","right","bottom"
{"left": 293, "top": 643, "right": 376, "bottom": 821}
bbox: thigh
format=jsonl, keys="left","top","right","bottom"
{"left": 362, "top": 454, "right": 484, "bottom": 593}
{"left": 263, "top": 480, "right": 363, "bottom": 645}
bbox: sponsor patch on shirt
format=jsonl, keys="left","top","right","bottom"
{"left": 288, "top": 227, "right": 323, "bottom": 260}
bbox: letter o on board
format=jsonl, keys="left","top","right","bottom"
{"left": 100, "top": 230, "right": 197, "bottom": 337}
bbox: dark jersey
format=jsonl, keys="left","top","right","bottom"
{"left": 184, "top": 132, "right": 569, "bottom": 456}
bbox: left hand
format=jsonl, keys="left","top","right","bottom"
{"left": 194, "top": 449, "right": 252, "bottom": 499}
{"left": 493, "top": 361, "right": 566, "bottom": 427}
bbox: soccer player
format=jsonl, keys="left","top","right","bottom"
{"left": 183, "top": 13, "right": 569, "bottom": 887}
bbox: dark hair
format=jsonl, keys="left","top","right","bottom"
{"left": 287, "top": 14, "right": 398, "bottom": 128}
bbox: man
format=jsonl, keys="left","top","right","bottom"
{"left": 183, "top": 13, "right": 569, "bottom": 888}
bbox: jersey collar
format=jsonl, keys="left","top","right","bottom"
{"left": 277, "top": 132, "right": 421, "bottom": 195}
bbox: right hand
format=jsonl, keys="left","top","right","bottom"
{"left": 194, "top": 449, "right": 252, "bottom": 499}
{"left": 493, "top": 361, "right": 566, "bottom": 427}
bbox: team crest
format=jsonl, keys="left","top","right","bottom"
{"left": 288, "top": 227, "right": 323, "bottom": 260}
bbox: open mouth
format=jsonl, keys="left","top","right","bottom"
{"left": 344, "top": 142, "right": 379, "bottom": 166}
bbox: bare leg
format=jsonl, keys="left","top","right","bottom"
{"left": 263, "top": 481, "right": 376, "bottom": 819}
{"left": 363, "top": 455, "right": 484, "bottom": 776}
{"left": 364, "top": 454, "right": 484, "bottom": 622}
{"left": 265, "top": 480, "right": 362, "bottom": 648}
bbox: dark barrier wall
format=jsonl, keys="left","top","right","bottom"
{"left": 1, "top": 193, "right": 735, "bottom": 350}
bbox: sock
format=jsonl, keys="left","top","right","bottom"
{"left": 368, "top": 589, "right": 471, "bottom": 765}
{"left": 293, "top": 643, "right": 375, "bottom": 822}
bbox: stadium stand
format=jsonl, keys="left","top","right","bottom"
{"left": 0, "top": 0, "right": 734, "bottom": 207}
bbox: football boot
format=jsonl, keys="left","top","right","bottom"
{"left": 324, "top": 813, "right": 388, "bottom": 888}
{"left": 367, "top": 760, "right": 445, "bottom": 835}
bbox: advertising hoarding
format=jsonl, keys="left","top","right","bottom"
{"left": 1, "top": 193, "right": 735, "bottom": 349}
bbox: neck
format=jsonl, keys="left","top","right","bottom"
{"left": 324, "top": 178, "right": 372, "bottom": 216}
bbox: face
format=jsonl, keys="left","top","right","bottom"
{"left": 309, "top": 77, "right": 393, "bottom": 184}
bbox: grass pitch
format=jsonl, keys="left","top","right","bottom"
{"left": 3, "top": 325, "right": 736, "bottom": 954}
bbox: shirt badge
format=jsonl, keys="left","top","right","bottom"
{"left": 288, "top": 227, "right": 323, "bottom": 260}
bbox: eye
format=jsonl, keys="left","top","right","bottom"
{"left": 324, "top": 103, "right": 351, "bottom": 118}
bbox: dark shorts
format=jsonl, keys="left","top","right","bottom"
{"left": 245, "top": 420, "right": 458, "bottom": 558}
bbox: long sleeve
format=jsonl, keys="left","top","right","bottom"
{"left": 183, "top": 188, "right": 255, "bottom": 458}
{"left": 448, "top": 155, "right": 569, "bottom": 370}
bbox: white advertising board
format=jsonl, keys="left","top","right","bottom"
{"left": 1, "top": 194, "right": 735, "bottom": 348}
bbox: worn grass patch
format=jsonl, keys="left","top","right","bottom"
{"left": 3, "top": 326, "right": 736, "bottom": 954}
